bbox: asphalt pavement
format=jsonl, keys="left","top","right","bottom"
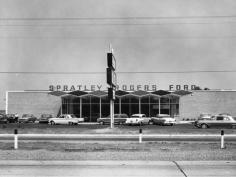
{"left": 0, "top": 160, "right": 235, "bottom": 177}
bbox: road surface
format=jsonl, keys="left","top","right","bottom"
{"left": 0, "top": 161, "right": 235, "bottom": 177}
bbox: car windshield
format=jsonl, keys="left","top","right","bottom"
{"left": 131, "top": 115, "right": 140, "bottom": 118}
{"left": 106, "top": 115, "right": 119, "bottom": 118}
{"left": 6, "top": 114, "right": 14, "bottom": 116}
{"left": 22, "top": 114, "right": 32, "bottom": 118}
{"left": 200, "top": 114, "right": 211, "bottom": 118}
{"left": 156, "top": 114, "right": 170, "bottom": 118}
{"left": 41, "top": 114, "right": 52, "bottom": 118}
{"left": 70, "top": 114, "right": 77, "bottom": 118}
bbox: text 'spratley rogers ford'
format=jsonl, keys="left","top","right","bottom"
{"left": 49, "top": 84, "right": 196, "bottom": 92}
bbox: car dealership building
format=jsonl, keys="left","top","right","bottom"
{"left": 6, "top": 88, "right": 236, "bottom": 121}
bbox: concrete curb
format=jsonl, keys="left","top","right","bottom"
{"left": 0, "top": 160, "right": 174, "bottom": 166}
{"left": 0, "top": 160, "right": 235, "bottom": 166}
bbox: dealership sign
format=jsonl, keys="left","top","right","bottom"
{"left": 49, "top": 84, "right": 196, "bottom": 92}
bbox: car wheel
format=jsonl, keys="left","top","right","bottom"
{"left": 201, "top": 124, "right": 208, "bottom": 129}
{"left": 232, "top": 124, "right": 236, "bottom": 129}
{"left": 50, "top": 121, "right": 55, "bottom": 125}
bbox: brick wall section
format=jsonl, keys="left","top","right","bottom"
{"left": 179, "top": 90, "right": 236, "bottom": 120}
{"left": 7, "top": 92, "right": 61, "bottom": 118}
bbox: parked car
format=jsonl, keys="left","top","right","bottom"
{"left": 48, "top": 114, "right": 84, "bottom": 125}
{"left": 18, "top": 114, "right": 37, "bottom": 123}
{"left": 97, "top": 114, "right": 129, "bottom": 125}
{"left": 0, "top": 114, "right": 8, "bottom": 124}
{"left": 198, "top": 113, "right": 212, "bottom": 120}
{"left": 125, "top": 114, "right": 151, "bottom": 125}
{"left": 152, "top": 114, "right": 176, "bottom": 126}
{"left": 5, "top": 114, "right": 18, "bottom": 123}
{"left": 38, "top": 114, "right": 53, "bottom": 123}
{"left": 194, "top": 114, "right": 236, "bottom": 129}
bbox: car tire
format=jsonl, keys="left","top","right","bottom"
{"left": 201, "top": 124, "right": 208, "bottom": 129}
{"left": 50, "top": 121, "right": 55, "bottom": 125}
{"left": 232, "top": 125, "right": 236, "bottom": 129}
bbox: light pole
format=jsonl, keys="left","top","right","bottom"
{"left": 106, "top": 46, "right": 116, "bottom": 128}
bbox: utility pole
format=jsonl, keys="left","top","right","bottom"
{"left": 106, "top": 45, "right": 116, "bottom": 128}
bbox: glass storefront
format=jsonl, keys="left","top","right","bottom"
{"left": 61, "top": 93, "right": 180, "bottom": 122}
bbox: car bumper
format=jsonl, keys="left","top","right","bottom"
{"left": 39, "top": 120, "right": 49, "bottom": 123}
{"left": 125, "top": 121, "right": 142, "bottom": 125}
{"left": 18, "top": 119, "right": 28, "bottom": 123}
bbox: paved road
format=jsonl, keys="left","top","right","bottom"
{"left": 0, "top": 161, "right": 235, "bottom": 177}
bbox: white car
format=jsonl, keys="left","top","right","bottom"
{"left": 48, "top": 114, "right": 84, "bottom": 125}
{"left": 125, "top": 114, "right": 151, "bottom": 125}
{"left": 152, "top": 114, "right": 176, "bottom": 126}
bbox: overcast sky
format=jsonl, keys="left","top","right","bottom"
{"left": 0, "top": 0, "right": 236, "bottom": 109}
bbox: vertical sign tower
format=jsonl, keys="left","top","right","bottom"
{"left": 106, "top": 45, "right": 116, "bottom": 128}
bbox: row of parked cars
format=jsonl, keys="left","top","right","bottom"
{"left": 0, "top": 114, "right": 18, "bottom": 124}
{"left": 0, "top": 113, "right": 48, "bottom": 124}
{"left": 1, "top": 112, "right": 235, "bottom": 128}
{"left": 0, "top": 113, "right": 176, "bottom": 126}
{"left": 0, "top": 113, "right": 85, "bottom": 125}
{"left": 97, "top": 113, "right": 176, "bottom": 126}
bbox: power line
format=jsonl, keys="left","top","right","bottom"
{"left": 118, "top": 70, "right": 236, "bottom": 74}
{"left": 1, "top": 70, "right": 236, "bottom": 75}
{"left": 1, "top": 21, "right": 236, "bottom": 26}
{"left": 1, "top": 15, "right": 236, "bottom": 21}
{"left": 0, "top": 36, "right": 235, "bottom": 39}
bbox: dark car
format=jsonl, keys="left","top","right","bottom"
{"left": 5, "top": 114, "right": 18, "bottom": 123}
{"left": 194, "top": 114, "right": 236, "bottom": 129}
{"left": 97, "top": 114, "right": 129, "bottom": 125}
{"left": 0, "top": 114, "right": 8, "bottom": 124}
{"left": 38, "top": 114, "right": 53, "bottom": 123}
{"left": 19, "top": 114, "right": 37, "bottom": 123}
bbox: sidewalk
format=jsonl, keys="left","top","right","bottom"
{"left": 0, "top": 160, "right": 235, "bottom": 177}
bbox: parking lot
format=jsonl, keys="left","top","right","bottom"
{"left": 1, "top": 123, "right": 236, "bottom": 134}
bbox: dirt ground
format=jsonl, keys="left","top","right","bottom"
{"left": 0, "top": 141, "right": 235, "bottom": 161}
{"left": 1, "top": 123, "right": 236, "bottom": 134}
